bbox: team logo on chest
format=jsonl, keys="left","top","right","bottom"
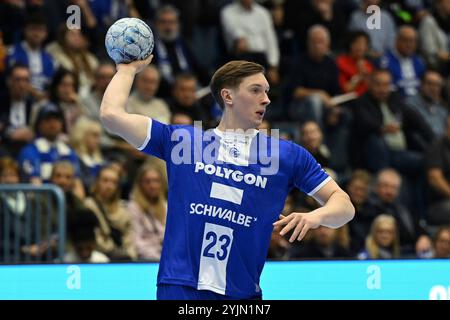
{"left": 229, "top": 146, "right": 240, "bottom": 158}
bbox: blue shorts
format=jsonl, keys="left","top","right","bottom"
{"left": 156, "top": 284, "right": 262, "bottom": 300}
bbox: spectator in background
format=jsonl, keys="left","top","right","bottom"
{"left": 50, "top": 161, "right": 85, "bottom": 205}
{"left": 0, "top": 0, "right": 26, "bottom": 46}
{"left": 80, "top": 62, "right": 115, "bottom": 121}
{"left": 299, "top": 121, "right": 330, "bottom": 168}
{"left": 167, "top": 73, "right": 210, "bottom": 124}
{"left": 345, "top": 169, "right": 374, "bottom": 252}
{"left": 365, "top": 169, "right": 431, "bottom": 255}
{"left": 379, "top": 25, "right": 426, "bottom": 96}
{"left": 221, "top": 0, "right": 280, "bottom": 85}
{"left": 170, "top": 112, "right": 193, "bottom": 125}
{"left": 0, "top": 64, "right": 35, "bottom": 157}
{"left": 129, "top": 163, "right": 167, "bottom": 261}
{"left": 431, "top": 226, "right": 450, "bottom": 258}
{"left": 406, "top": 70, "right": 448, "bottom": 138}
{"left": 84, "top": 165, "right": 136, "bottom": 261}
{"left": 419, "top": 0, "right": 450, "bottom": 74}
{"left": 352, "top": 69, "right": 433, "bottom": 174}
{"left": 348, "top": 0, "right": 396, "bottom": 58}
{"left": 6, "top": 12, "right": 54, "bottom": 101}
{"left": 357, "top": 214, "right": 401, "bottom": 259}
{"left": 288, "top": 25, "right": 340, "bottom": 126}
{"left": 289, "top": 225, "right": 353, "bottom": 259}
{"left": 426, "top": 116, "right": 450, "bottom": 225}
{"left": 337, "top": 31, "right": 374, "bottom": 96}
{"left": 127, "top": 65, "right": 172, "bottom": 124}
{"left": 70, "top": 117, "right": 106, "bottom": 193}
{"left": 46, "top": 26, "right": 99, "bottom": 96}
{"left": 64, "top": 207, "right": 110, "bottom": 263}
{"left": 18, "top": 102, "right": 85, "bottom": 198}
{"left": 152, "top": 5, "right": 209, "bottom": 98}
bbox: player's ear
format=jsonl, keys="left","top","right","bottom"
{"left": 220, "top": 88, "right": 233, "bottom": 106}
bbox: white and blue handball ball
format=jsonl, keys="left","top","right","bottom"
{"left": 105, "top": 18, "right": 154, "bottom": 64}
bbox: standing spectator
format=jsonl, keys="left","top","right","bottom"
{"left": 288, "top": 25, "right": 340, "bottom": 125}
{"left": 18, "top": 102, "right": 85, "bottom": 199}
{"left": 406, "top": 70, "right": 448, "bottom": 137}
{"left": 419, "top": 0, "right": 450, "bottom": 74}
{"left": 46, "top": 26, "right": 99, "bottom": 96}
{"left": 357, "top": 214, "right": 401, "bottom": 259}
{"left": 129, "top": 163, "right": 167, "bottom": 261}
{"left": 337, "top": 31, "right": 374, "bottom": 96}
{"left": 379, "top": 25, "right": 426, "bottom": 96}
{"left": 348, "top": 0, "right": 397, "bottom": 58}
{"left": 152, "top": 5, "right": 209, "bottom": 98}
{"left": 426, "top": 116, "right": 450, "bottom": 225}
{"left": 70, "top": 117, "right": 106, "bottom": 193}
{"left": 127, "top": 65, "right": 172, "bottom": 124}
{"left": 0, "top": 64, "right": 35, "bottom": 157}
{"left": 6, "top": 12, "right": 54, "bottom": 101}
{"left": 84, "top": 165, "right": 136, "bottom": 261}
{"left": 352, "top": 69, "right": 433, "bottom": 174}
{"left": 221, "top": 0, "right": 280, "bottom": 85}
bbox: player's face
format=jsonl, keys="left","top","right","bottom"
{"left": 231, "top": 73, "right": 270, "bottom": 129}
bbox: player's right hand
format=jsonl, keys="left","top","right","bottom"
{"left": 117, "top": 54, "right": 154, "bottom": 75}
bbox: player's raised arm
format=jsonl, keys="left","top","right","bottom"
{"left": 100, "top": 55, "right": 154, "bottom": 149}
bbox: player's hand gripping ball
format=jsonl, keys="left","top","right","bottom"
{"left": 105, "top": 18, "right": 154, "bottom": 64}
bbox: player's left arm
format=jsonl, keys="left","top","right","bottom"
{"left": 273, "top": 179, "right": 355, "bottom": 243}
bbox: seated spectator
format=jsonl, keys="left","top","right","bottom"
{"left": 46, "top": 26, "right": 99, "bottom": 96}
{"left": 80, "top": 62, "right": 115, "bottom": 122}
{"left": 365, "top": 169, "right": 431, "bottom": 255}
{"left": 167, "top": 73, "right": 211, "bottom": 124}
{"left": 289, "top": 225, "right": 353, "bottom": 259}
{"left": 419, "top": 0, "right": 450, "bottom": 74}
{"left": 18, "top": 102, "right": 85, "bottom": 198}
{"left": 288, "top": 25, "right": 340, "bottom": 126}
{"left": 171, "top": 112, "right": 193, "bottom": 125}
{"left": 64, "top": 208, "right": 110, "bottom": 263}
{"left": 0, "top": 157, "right": 54, "bottom": 262}
{"left": 357, "top": 214, "right": 401, "bottom": 259}
{"left": 0, "top": 64, "right": 35, "bottom": 157}
{"left": 84, "top": 166, "right": 136, "bottom": 261}
{"left": 379, "top": 25, "right": 426, "bottom": 97}
{"left": 299, "top": 121, "right": 330, "bottom": 168}
{"left": 6, "top": 12, "right": 54, "bottom": 101}
{"left": 345, "top": 169, "right": 374, "bottom": 251}
{"left": 127, "top": 65, "right": 171, "bottom": 124}
{"left": 129, "top": 163, "right": 167, "bottom": 261}
{"left": 337, "top": 31, "right": 374, "bottom": 96}
{"left": 152, "top": 5, "right": 209, "bottom": 98}
{"left": 221, "top": 0, "right": 280, "bottom": 85}
{"left": 406, "top": 70, "right": 448, "bottom": 137}
{"left": 431, "top": 226, "right": 450, "bottom": 258}
{"left": 352, "top": 69, "right": 433, "bottom": 175}
{"left": 348, "top": 0, "right": 396, "bottom": 58}
{"left": 50, "top": 160, "right": 86, "bottom": 206}
{"left": 426, "top": 116, "right": 450, "bottom": 225}
{"left": 70, "top": 117, "right": 106, "bottom": 195}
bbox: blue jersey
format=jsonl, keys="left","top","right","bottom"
{"left": 139, "top": 119, "right": 330, "bottom": 299}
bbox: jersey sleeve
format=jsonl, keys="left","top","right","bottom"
{"left": 291, "top": 143, "right": 331, "bottom": 196}
{"left": 136, "top": 118, "right": 177, "bottom": 161}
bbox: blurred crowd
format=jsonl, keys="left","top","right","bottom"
{"left": 0, "top": 0, "right": 450, "bottom": 263}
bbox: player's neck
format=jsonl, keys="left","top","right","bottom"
{"left": 217, "top": 112, "right": 256, "bottom": 133}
